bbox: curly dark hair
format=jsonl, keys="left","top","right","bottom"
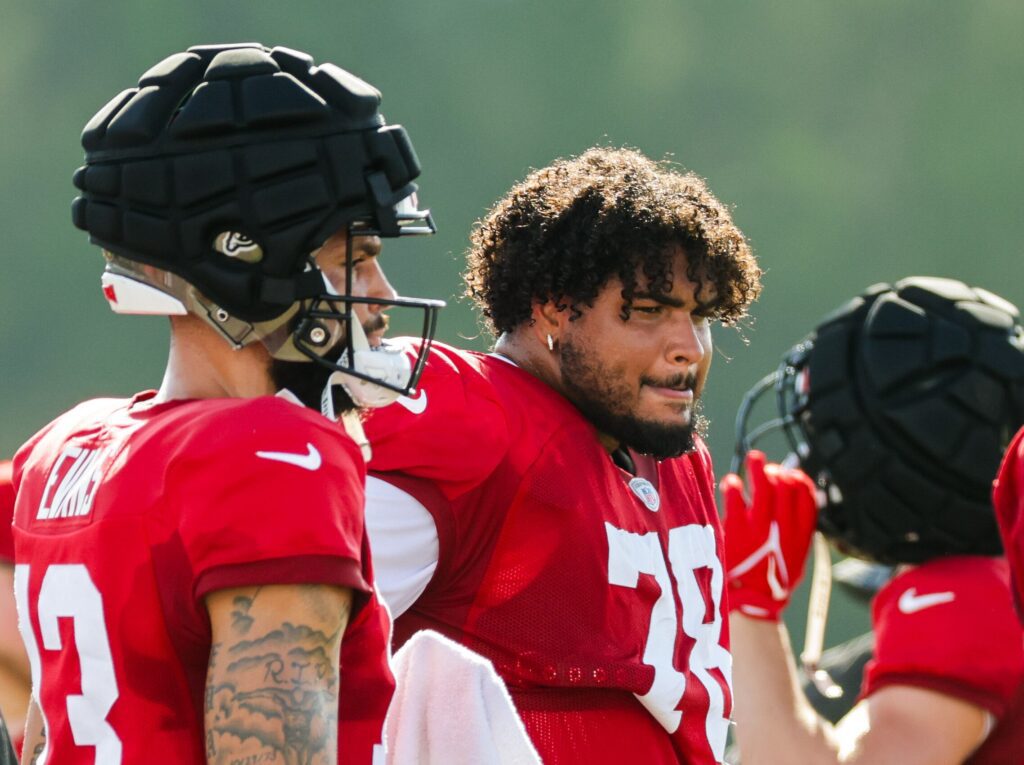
{"left": 464, "top": 147, "right": 762, "bottom": 336}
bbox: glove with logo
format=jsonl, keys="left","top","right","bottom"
{"left": 720, "top": 450, "right": 820, "bottom": 621}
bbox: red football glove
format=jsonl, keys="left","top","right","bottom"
{"left": 720, "top": 450, "right": 820, "bottom": 621}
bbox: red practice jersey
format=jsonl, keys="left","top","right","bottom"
{"left": 863, "top": 556, "right": 1024, "bottom": 764}
{"left": 994, "top": 426, "right": 1024, "bottom": 623}
{"left": 12, "top": 392, "right": 393, "bottom": 764}
{"left": 365, "top": 342, "right": 733, "bottom": 764}
{"left": 0, "top": 461, "right": 14, "bottom": 564}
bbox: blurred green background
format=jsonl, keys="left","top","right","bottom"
{"left": 1, "top": 1, "right": 1021, "bottom": 645}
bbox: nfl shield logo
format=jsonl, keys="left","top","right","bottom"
{"left": 628, "top": 477, "right": 660, "bottom": 512}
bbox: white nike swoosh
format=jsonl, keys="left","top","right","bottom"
{"left": 395, "top": 390, "right": 428, "bottom": 415}
{"left": 897, "top": 587, "right": 955, "bottom": 614}
{"left": 255, "top": 443, "right": 322, "bottom": 471}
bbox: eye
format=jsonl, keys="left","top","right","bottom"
{"left": 631, "top": 304, "right": 663, "bottom": 315}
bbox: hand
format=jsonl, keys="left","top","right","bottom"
{"left": 720, "top": 451, "right": 819, "bottom": 621}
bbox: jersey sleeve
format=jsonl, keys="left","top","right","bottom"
{"left": 993, "top": 426, "right": 1024, "bottom": 622}
{"left": 0, "top": 462, "right": 14, "bottom": 564}
{"left": 168, "top": 400, "right": 371, "bottom": 606}
{"left": 863, "top": 557, "right": 1024, "bottom": 718}
{"left": 364, "top": 341, "right": 510, "bottom": 498}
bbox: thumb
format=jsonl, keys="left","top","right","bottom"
{"left": 719, "top": 473, "right": 749, "bottom": 524}
{"left": 745, "top": 450, "right": 770, "bottom": 517}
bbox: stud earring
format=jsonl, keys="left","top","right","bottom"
{"left": 547, "top": 334, "right": 555, "bottom": 351}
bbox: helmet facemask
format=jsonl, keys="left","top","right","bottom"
{"left": 291, "top": 219, "right": 443, "bottom": 413}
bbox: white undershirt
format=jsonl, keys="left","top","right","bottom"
{"left": 364, "top": 352, "right": 515, "bottom": 617}
{"left": 364, "top": 476, "right": 440, "bottom": 617}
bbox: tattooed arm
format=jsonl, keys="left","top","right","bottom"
{"left": 204, "top": 584, "right": 352, "bottom": 765}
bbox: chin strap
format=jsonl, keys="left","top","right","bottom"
{"left": 317, "top": 376, "right": 372, "bottom": 462}
{"left": 341, "top": 411, "right": 372, "bottom": 462}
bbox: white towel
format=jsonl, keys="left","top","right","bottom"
{"left": 384, "top": 630, "right": 542, "bottom": 765}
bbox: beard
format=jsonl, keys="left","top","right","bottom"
{"left": 266, "top": 309, "right": 389, "bottom": 414}
{"left": 266, "top": 307, "right": 389, "bottom": 415}
{"left": 559, "top": 336, "right": 705, "bottom": 460}
{"left": 269, "top": 351, "right": 356, "bottom": 414}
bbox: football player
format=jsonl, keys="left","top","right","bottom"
{"left": 11, "top": 44, "right": 442, "bottom": 764}
{"left": 0, "top": 462, "right": 27, "bottom": 759}
{"left": 723, "top": 277, "right": 1024, "bottom": 764}
{"left": 363, "top": 147, "right": 763, "bottom": 764}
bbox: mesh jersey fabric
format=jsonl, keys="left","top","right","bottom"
{"left": 863, "top": 556, "right": 1024, "bottom": 764}
{"left": 366, "top": 341, "right": 733, "bottom": 765}
{"left": 12, "top": 392, "right": 393, "bottom": 764}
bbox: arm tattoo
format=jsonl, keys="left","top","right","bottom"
{"left": 206, "top": 587, "right": 347, "bottom": 765}
{"left": 230, "top": 588, "right": 261, "bottom": 634}
{"left": 28, "top": 727, "right": 45, "bottom": 765}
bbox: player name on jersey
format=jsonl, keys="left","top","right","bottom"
{"left": 36, "top": 444, "right": 108, "bottom": 520}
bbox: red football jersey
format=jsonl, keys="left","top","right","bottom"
{"left": 0, "top": 461, "right": 14, "bottom": 564}
{"left": 12, "top": 392, "right": 393, "bottom": 764}
{"left": 366, "top": 342, "right": 733, "bottom": 764}
{"left": 994, "top": 426, "right": 1024, "bottom": 623}
{"left": 863, "top": 556, "right": 1024, "bottom": 764}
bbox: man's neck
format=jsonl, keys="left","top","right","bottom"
{"left": 494, "top": 331, "right": 620, "bottom": 454}
{"left": 494, "top": 332, "right": 560, "bottom": 392}
{"left": 155, "top": 316, "right": 276, "bottom": 402}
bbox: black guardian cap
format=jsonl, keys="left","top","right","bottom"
{"left": 72, "top": 43, "right": 426, "bottom": 321}
{"left": 735, "top": 277, "right": 1024, "bottom": 564}
{"left": 71, "top": 43, "right": 443, "bottom": 406}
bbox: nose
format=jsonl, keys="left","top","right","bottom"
{"left": 667, "top": 313, "right": 707, "bottom": 367}
{"left": 362, "top": 258, "right": 398, "bottom": 311}
{"left": 367, "top": 260, "right": 398, "bottom": 307}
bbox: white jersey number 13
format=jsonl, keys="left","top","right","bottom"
{"left": 15, "top": 563, "right": 123, "bottom": 763}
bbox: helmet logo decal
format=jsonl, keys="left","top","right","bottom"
{"left": 628, "top": 477, "right": 661, "bottom": 512}
{"left": 213, "top": 231, "right": 263, "bottom": 263}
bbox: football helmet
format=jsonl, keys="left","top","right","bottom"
{"left": 72, "top": 43, "right": 444, "bottom": 406}
{"left": 734, "top": 276, "right": 1024, "bottom": 565}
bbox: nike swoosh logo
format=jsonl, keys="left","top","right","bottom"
{"left": 255, "top": 443, "right": 322, "bottom": 471}
{"left": 395, "top": 390, "right": 428, "bottom": 415}
{"left": 898, "top": 587, "right": 955, "bottom": 614}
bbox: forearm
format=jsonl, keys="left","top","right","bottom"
{"left": 0, "top": 669, "right": 29, "bottom": 743}
{"left": 730, "top": 615, "right": 840, "bottom": 765}
{"left": 19, "top": 700, "right": 44, "bottom": 765}
{"left": 204, "top": 584, "right": 351, "bottom": 765}
{"left": 0, "top": 567, "right": 31, "bottom": 688}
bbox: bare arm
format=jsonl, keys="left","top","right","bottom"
{"left": 18, "top": 699, "right": 43, "bottom": 765}
{"left": 730, "top": 614, "right": 990, "bottom": 765}
{"left": 204, "top": 584, "right": 352, "bottom": 765}
{"left": 0, "top": 565, "right": 30, "bottom": 740}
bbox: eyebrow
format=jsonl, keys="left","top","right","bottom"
{"left": 631, "top": 291, "right": 686, "bottom": 308}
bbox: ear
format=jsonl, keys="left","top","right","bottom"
{"left": 529, "top": 299, "right": 569, "bottom": 348}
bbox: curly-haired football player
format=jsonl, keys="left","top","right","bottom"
{"left": 10, "top": 44, "right": 442, "bottom": 765}
{"left": 724, "top": 277, "right": 1024, "bottom": 764}
{"left": 363, "top": 146, "right": 762, "bottom": 764}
